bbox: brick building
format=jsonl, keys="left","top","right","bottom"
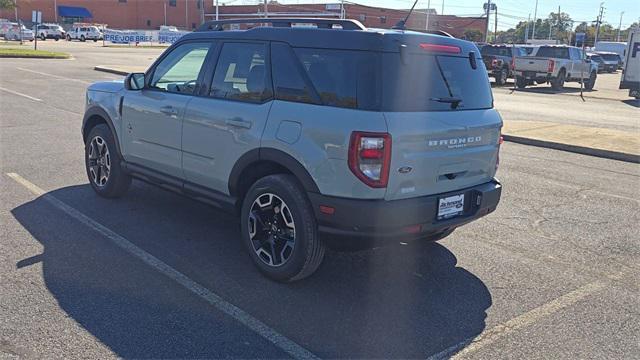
{"left": 1, "top": 1, "right": 486, "bottom": 39}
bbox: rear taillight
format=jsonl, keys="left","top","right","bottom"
{"left": 348, "top": 132, "right": 391, "bottom": 188}
{"left": 547, "top": 59, "right": 555, "bottom": 73}
{"left": 491, "top": 59, "right": 499, "bottom": 67}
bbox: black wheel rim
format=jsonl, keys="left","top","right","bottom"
{"left": 87, "top": 136, "right": 111, "bottom": 187}
{"left": 248, "top": 193, "right": 296, "bottom": 267}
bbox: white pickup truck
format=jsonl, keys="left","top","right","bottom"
{"left": 513, "top": 45, "right": 598, "bottom": 90}
{"left": 619, "top": 29, "right": 639, "bottom": 99}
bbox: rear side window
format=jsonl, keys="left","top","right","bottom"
{"left": 210, "top": 42, "right": 271, "bottom": 103}
{"left": 536, "top": 47, "right": 569, "bottom": 59}
{"left": 293, "top": 48, "right": 380, "bottom": 110}
{"left": 382, "top": 53, "right": 492, "bottom": 112}
{"left": 271, "top": 43, "right": 316, "bottom": 104}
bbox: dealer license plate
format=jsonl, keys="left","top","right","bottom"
{"left": 437, "top": 194, "right": 465, "bottom": 220}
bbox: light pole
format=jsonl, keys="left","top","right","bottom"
{"left": 617, "top": 11, "right": 624, "bottom": 42}
{"left": 531, "top": 0, "right": 538, "bottom": 40}
{"left": 426, "top": 0, "right": 431, "bottom": 30}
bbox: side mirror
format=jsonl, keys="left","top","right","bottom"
{"left": 125, "top": 72, "right": 145, "bottom": 91}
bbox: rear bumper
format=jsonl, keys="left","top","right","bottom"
{"left": 308, "top": 179, "right": 502, "bottom": 247}
{"left": 514, "top": 70, "right": 550, "bottom": 79}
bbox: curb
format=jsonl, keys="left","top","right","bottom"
{"left": 503, "top": 134, "right": 639, "bottom": 164}
{"left": 94, "top": 66, "right": 129, "bottom": 76}
{"left": 0, "top": 54, "right": 70, "bottom": 59}
{"left": 493, "top": 86, "right": 626, "bottom": 103}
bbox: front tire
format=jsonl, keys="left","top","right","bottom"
{"left": 80, "top": 35, "right": 86, "bottom": 42}
{"left": 515, "top": 76, "right": 527, "bottom": 89}
{"left": 551, "top": 70, "right": 565, "bottom": 90}
{"left": 495, "top": 67, "right": 508, "bottom": 86}
{"left": 585, "top": 71, "right": 597, "bottom": 90}
{"left": 40, "top": 33, "right": 46, "bottom": 40}
{"left": 240, "top": 174, "right": 325, "bottom": 282}
{"left": 85, "top": 124, "right": 131, "bottom": 198}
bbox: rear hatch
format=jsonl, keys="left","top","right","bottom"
{"left": 381, "top": 39, "right": 502, "bottom": 200}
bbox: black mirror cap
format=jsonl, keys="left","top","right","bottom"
{"left": 125, "top": 72, "right": 145, "bottom": 90}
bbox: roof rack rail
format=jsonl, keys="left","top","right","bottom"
{"left": 196, "top": 18, "right": 366, "bottom": 32}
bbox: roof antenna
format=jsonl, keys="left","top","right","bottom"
{"left": 392, "top": 0, "right": 419, "bottom": 30}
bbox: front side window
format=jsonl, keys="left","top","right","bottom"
{"left": 150, "top": 42, "right": 211, "bottom": 94}
{"left": 210, "top": 42, "right": 270, "bottom": 103}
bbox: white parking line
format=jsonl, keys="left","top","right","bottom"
{"left": 6, "top": 172, "right": 318, "bottom": 360}
{"left": 427, "top": 279, "right": 608, "bottom": 359}
{"left": 16, "top": 67, "right": 91, "bottom": 85}
{"left": 0, "top": 86, "right": 43, "bottom": 102}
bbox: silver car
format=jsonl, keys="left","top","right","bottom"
{"left": 81, "top": 18, "right": 503, "bottom": 281}
{"left": 5, "top": 24, "right": 34, "bottom": 41}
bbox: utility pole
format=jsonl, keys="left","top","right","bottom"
{"left": 200, "top": 0, "right": 204, "bottom": 24}
{"left": 525, "top": 13, "right": 530, "bottom": 43}
{"left": 340, "top": 0, "right": 345, "bottom": 19}
{"left": 54, "top": 0, "right": 57, "bottom": 22}
{"left": 185, "top": 0, "right": 189, "bottom": 29}
{"left": 531, "top": 0, "right": 538, "bottom": 40}
{"left": 616, "top": 11, "right": 624, "bottom": 42}
{"left": 594, "top": 3, "right": 604, "bottom": 46}
{"left": 556, "top": 5, "right": 561, "bottom": 43}
{"left": 494, "top": 6, "right": 498, "bottom": 43}
{"left": 426, "top": 0, "right": 431, "bottom": 30}
{"left": 484, "top": 0, "right": 491, "bottom": 42}
{"left": 441, "top": 0, "right": 444, "bottom": 16}
{"left": 164, "top": 2, "right": 167, "bottom": 26}
{"left": 264, "top": 0, "right": 268, "bottom": 18}
{"left": 215, "top": 0, "right": 219, "bottom": 20}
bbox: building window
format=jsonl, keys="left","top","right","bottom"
{"left": 359, "top": 14, "right": 366, "bottom": 22}
{"left": 146, "top": 20, "right": 151, "bottom": 27}
{"left": 119, "top": 0, "right": 127, "bottom": 3}
{"left": 197, "top": 0, "right": 201, "bottom": 9}
{"left": 380, "top": 16, "right": 386, "bottom": 24}
{"left": 169, "top": 0, "right": 177, "bottom": 7}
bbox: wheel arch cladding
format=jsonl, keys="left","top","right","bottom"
{"left": 229, "top": 148, "right": 320, "bottom": 200}
{"left": 82, "top": 106, "right": 122, "bottom": 154}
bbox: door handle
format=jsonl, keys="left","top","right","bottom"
{"left": 225, "top": 118, "right": 252, "bottom": 129}
{"left": 159, "top": 105, "right": 178, "bottom": 116}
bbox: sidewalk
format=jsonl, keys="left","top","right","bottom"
{"left": 94, "top": 65, "right": 639, "bottom": 163}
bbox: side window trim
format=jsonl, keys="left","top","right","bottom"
{"left": 144, "top": 39, "right": 215, "bottom": 96}
{"left": 205, "top": 40, "right": 274, "bottom": 104}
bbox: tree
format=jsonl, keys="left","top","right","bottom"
{"left": 463, "top": 29, "right": 483, "bottom": 42}
{"left": 0, "top": 0, "right": 15, "bottom": 10}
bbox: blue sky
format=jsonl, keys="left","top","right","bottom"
{"left": 266, "top": 0, "right": 639, "bottom": 30}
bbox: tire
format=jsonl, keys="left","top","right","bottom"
{"left": 93, "top": 38, "right": 98, "bottom": 42}
{"left": 551, "top": 70, "right": 565, "bottom": 90}
{"left": 80, "top": 35, "right": 86, "bottom": 42}
{"left": 515, "top": 76, "right": 527, "bottom": 89}
{"left": 240, "top": 174, "right": 325, "bottom": 282}
{"left": 84, "top": 124, "right": 131, "bottom": 198}
{"left": 66, "top": 34, "right": 71, "bottom": 41}
{"left": 40, "top": 33, "right": 46, "bottom": 40}
{"left": 54, "top": 35, "right": 60, "bottom": 41}
{"left": 495, "top": 67, "right": 508, "bottom": 86}
{"left": 585, "top": 71, "right": 597, "bottom": 91}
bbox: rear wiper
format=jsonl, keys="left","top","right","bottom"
{"left": 430, "top": 97, "right": 462, "bottom": 109}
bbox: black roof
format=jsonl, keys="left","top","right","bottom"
{"left": 177, "top": 18, "right": 478, "bottom": 54}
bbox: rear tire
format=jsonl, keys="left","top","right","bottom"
{"left": 40, "top": 33, "right": 46, "bottom": 40}
{"left": 515, "top": 76, "right": 527, "bottom": 89}
{"left": 80, "top": 35, "right": 86, "bottom": 42}
{"left": 84, "top": 124, "right": 131, "bottom": 198}
{"left": 551, "top": 70, "right": 565, "bottom": 90}
{"left": 495, "top": 67, "right": 508, "bottom": 86}
{"left": 66, "top": 34, "right": 71, "bottom": 41}
{"left": 240, "top": 174, "right": 325, "bottom": 282}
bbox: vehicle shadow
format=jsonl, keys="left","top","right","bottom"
{"left": 509, "top": 86, "right": 596, "bottom": 95}
{"left": 11, "top": 183, "right": 491, "bottom": 358}
{"left": 621, "top": 99, "right": 640, "bottom": 108}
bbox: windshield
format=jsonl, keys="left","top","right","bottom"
{"left": 600, "top": 53, "right": 620, "bottom": 61}
{"left": 382, "top": 53, "right": 493, "bottom": 112}
{"left": 481, "top": 46, "right": 512, "bottom": 57}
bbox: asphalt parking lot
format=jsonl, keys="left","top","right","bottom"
{"left": 1, "top": 41, "right": 639, "bottom": 359}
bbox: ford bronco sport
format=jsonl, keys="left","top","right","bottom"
{"left": 82, "top": 18, "right": 502, "bottom": 282}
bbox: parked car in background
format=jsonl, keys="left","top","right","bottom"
{"left": 619, "top": 29, "right": 639, "bottom": 99}
{"left": 0, "top": 19, "right": 13, "bottom": 38}
{"left": 480, "top": 44, "right": 528, "bottom": 85}
{"left": 586, "top": 53, "right": 605, "bottom": 73}
{"left": 594, "top": 41, "right": 627, "bottom": 67}
{"left": 36, "top": 23, "right": 65, "bottom": 41}
{"left": 5, "top": 24, "right": 34, "bottom": 41}
{"left": 513, "top": 45, "right": 597, "bottom": 90}
{"left": 159, "top": 25, "right": 179, "bottom": 32}
{"left": 520, "top": 45, "right": 537, "bottom": 55}
{"left": 594, "top": 51, "right": 621, "bottom": 72}
{"left": 67, "top": 25, "right": 102, "bottom": 42}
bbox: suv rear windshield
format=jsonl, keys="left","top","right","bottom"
{"left": 599, "top": 53, "right": 620, "bottom": 61}
{"left": 283, "top": 47, "right": 492, "bottom": 112}
{"left": 535, "top": 47, "right": 570, "bottom": 59}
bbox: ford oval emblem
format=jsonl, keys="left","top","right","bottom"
{"left": 398, "top": 166, "right": 413, "bottom": 174}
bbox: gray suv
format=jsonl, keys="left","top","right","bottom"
{"left": 82, "top": 19, "right": 502, "bottom": 282}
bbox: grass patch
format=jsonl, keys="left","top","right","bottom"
{"left": 0, "top": 47, "right": 70, "bottom": 58}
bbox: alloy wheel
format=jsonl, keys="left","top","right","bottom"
{"left": 248, "top": 193, "right": 296, "bottom": 267}
{"left": 88, "top": 136, "right": 111, "bottom": 187}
